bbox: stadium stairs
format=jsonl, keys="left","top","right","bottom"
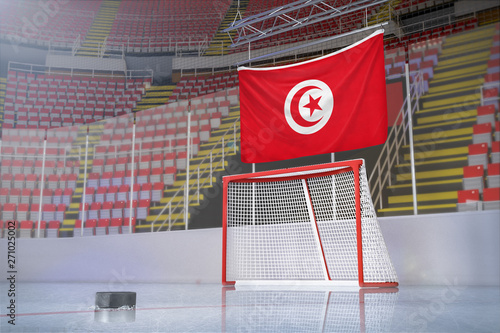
{"left": 58, "top": 124, "right": 102, "bottom": 236}
{"left": 0, "top": 77, "right": 6, "bottom": 130}
{"left": 133, "top": 85, "right": 176, "bottom": 112}
{"left": 378, "top": 24, "right": 498, "bottom": 216}
{"left": 368, "top": 0, "right": 401, "bottom": 25}
{"left": 478, "top": 6, "right": 500, "bottom": 26}
{"left": 75, "top": 0, "right": 121, "bottom": 57}
{"left": 204, "top": 0, "right": 249, "bottom": 56}
{"left": 58, "top": 80, "right": 152, "bottom": 236}
{"left": 138, "top": 104, "right": 240, "bottom": 232}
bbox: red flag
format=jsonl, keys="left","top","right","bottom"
{"left": 238, "top": 30, "right": 388, "bottom": 163}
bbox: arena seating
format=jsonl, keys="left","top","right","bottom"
{"left": 384, "top": 17, "right": 478, "bottom": 50}
{"left": 377, "top": 22, "right": 499, "bottom": 216}
{"left": 21, "top": 86, "right": 239, "bottom": 236}
{"left": 0, "top": 0, "right": 100, "bottom": 47}
{"left": 107, "top": 0, "right": 229, "bottom": 52}
{"left": 0, "top": 123, "right": 81, "bottom": 235}
{"left": 3, "top": 71, "right": 149, "bottom": 129}
{"left": 1, "top": 1, "right": 498, "bottom": 235}
{"left": 456, "top": 24, "right": 500, "bottom": 212}
{"left": 169, "top": 72, "right": 239, "bottom": 101}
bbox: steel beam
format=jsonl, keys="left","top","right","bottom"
{"left": 223, "top": 0, "right": 389, "bottom": 47}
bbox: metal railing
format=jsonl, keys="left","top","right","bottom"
{"left": 0, "top": 143, "right": 81, "bottom": 164}
{"left": 115, "top": 12, "right": 223, "bottom": 21}
{"left": 7, "top": 61, "right": 153, "bottom": 82}
{"left": 369, "top": 70, "right": 425, "bottom": 211}
{"left": 399, "top": 11, "right": 476, "bottom": 36}
{"left": 71, "top": 34, "right": 81, "bottom": 56}
{"left": 93, "top": 139, "right": 195, "bottom": 161}
{"left": 151, "top": 117, "right": 239, "bottom": 232}
{"left": 104, "top": 35, "right": 210, "bottom": 56}
{"left": 368, "top": 3, "right": 395, "bottom": 26}
{"left": 0, "top": 138, "right": 82, "bottom": 238}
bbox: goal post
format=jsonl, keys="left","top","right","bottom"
{"left": 222, "top": 159, "right": 398, "bottom": 288}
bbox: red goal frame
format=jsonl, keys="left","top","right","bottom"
{"left": 222, "top": 159, "right": 398, "bottom": 288}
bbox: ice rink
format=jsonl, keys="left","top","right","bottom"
{"left": 1, "top": 282, "right": 499, "bottom": 332}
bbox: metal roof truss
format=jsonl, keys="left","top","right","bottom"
{"left": 223, "top": 0, "right": 389, "bottom": 47}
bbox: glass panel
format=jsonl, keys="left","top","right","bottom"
{"left": 143, "top": 86, "right": 241, "bottom": 232}
{"left": 0, "top": 84, "right": 241, "bottom": 235}
{"left": 0, "top": 127, "right": 43, "bottom": 237}
{"left": 92, "top": 112, "right": 137, "bottom": 235}
{"left": 45, "top": 124, "right": 84, "bottom": 237}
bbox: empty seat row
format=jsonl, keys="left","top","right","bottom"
{"left": 1, "top": 127, "right": 78, "bottom": 140}
{"left": 92, "top": 155, "right": 177, "bottom": 172}
{"left": 0, "top": 188, "right": 73, "bottom": 205}
{"left": 0, "top": 173, "right": 78, "bottom": 190}
{"left": 0, "top": 203, "right": 66, "bottom": 222}
{"left": 6, "top": 72, "right": 147, "bottom": 89}
{"left": 462, "top": 163, "right": 500, "bottom": 193}
{"left": 0, "top": 220, "right": 61, "bottom": 238}
{"left": 83, "top": 182, "right": 165, "bottom": 203}
{"left": 0, "top": 0, "right": 98, "bottom": 46}
{"left": 0, "top": 157, "right": 80, "bottom": 174}
{"left": 88, "top": 199, "right": 150, "bottom": 219}
{"left": 171, "top": 73, "right": 239, "bottom": 101}
{"left": 78, "top": 200, "right": 149, "bottom": 221}
{"left": 73, "top": 218, "right": 136, "bottom": 236}
{"left": 134, "top": 110, "right": 225, "bottom": 129}
{"left": 383, "top": 20, "right": 477, "bottom": 51}
{"left": 110, "top": 0, "right": 227, "bottom": 48}
{"left": 3, "top": 70, "right": 149, "bottom": 128}
{"left": 87, "top": 166, "right": 177, "bottom": 193}
{"left": 457, "top": 187, "right": 500, "bottom": 211}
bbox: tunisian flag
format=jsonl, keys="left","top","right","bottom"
{"left": 239, "top": 29, "right": 388, "bottom": 163}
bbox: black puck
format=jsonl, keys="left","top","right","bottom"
{"left": 95, "top": 292, "right": 136, "bottom": 309}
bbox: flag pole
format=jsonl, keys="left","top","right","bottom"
{"left": 185, "top": 101, "right": 191, "bottom": 229}
{"left": 248, "top": 42, "right": 256, "bottom": 224}
{"left": 405, "top": 63, "right": 418, "bottom": 215}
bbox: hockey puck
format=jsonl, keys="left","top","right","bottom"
{"left": 95, "top": 292, "right": 136, "bottom": 309}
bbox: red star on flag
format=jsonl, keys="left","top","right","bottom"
{"left": 303, "top": 95, "right": 322, "bottom": 117}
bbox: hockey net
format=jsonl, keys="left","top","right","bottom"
{"left": 222, "top": 159, "right": 398, "bottom": 287}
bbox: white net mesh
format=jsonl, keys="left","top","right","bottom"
{"left": 307, "top": 170, "right": 359, "bottom": 281}
{"left": 225, "top": 160, "right": 398, "bottom": 285}
{"left": 227, "top": 180, "right": 326, "bottom": 280}
{"left": 359, "top": 165, "right": 399, "bottom": 283}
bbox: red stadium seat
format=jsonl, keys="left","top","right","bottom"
{"left": 462, "top": 165, "right": 485, "bottom": 194}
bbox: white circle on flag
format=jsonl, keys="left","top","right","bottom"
{"left": 284, "top": 79, "right": 334, "bottom": 135}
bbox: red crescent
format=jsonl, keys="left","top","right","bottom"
{"left": 290, "top": 85, "right": 322, "bottom": 128}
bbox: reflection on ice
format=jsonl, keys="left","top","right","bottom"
{"left": 222, "top": 286, "right": 399, "bottom": 332}
{"left": 94, "top": 308, "right": 136, "bottom": 323}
